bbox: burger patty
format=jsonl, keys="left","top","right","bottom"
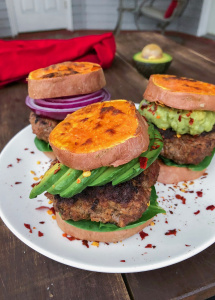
{"left": 158, "top": 126, "right": 215, "bottom": 165}
{"left": 45, "top": 160, "right": 160, "bottom": 228}
{"left": 29, "top": 112, "right": 59, "bottom": 143}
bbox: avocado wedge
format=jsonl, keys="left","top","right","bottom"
{"left": 133, "top": 52, "right": 172, "bottom": 79}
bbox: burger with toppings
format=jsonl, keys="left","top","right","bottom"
{"left": 30, "top": 100, "right": 165, "bottom": 243}
{"left": 25, "top": 61, "right": 110, "bottom": 159}
{"left": 139, "top": 74, "right": 215, "bottom": 184}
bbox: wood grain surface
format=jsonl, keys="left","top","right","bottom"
{"left": 0, "top": 31, "right": 215, "bottom": 300}
{"left": 116, "top": 32, "right": 215, "bottom": 85}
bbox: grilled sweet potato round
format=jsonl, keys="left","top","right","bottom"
{"left": 49, "top": 100, "right": 149, "bottom": 170}
{"left": 56, "top": 212, "right": 153, "bottom": 243}
{"left": 157, "top": 160, "right": 206, "bottom": 184}
{"left": 144, "top": 75, "right": 215, "bottom": 112}
{"left": 28, "top": 61, "right": 106, "bottom": 99}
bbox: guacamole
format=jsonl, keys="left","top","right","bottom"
{"left": 139, "top": 99, "right": 215, "bottom": 135}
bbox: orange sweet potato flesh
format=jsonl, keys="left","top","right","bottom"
{"left": 28, "top": 61, "right": 101, "bottom": 80}
{"left": 49, "top": 100, "right": 149, "bottom": 170}
{"left": 144, "top": 75, "right": 215, "bottom": 111}
{"left": 28, "top": 61, "right": 106, "bottom": 99}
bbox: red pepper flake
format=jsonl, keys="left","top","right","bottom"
{"left": 139, "top": 231, "right": 149, "bottom": 240}
{"left": 62, "top": 233, "right": 77, "bottom": 241}
{"left": 206, "top": 205, "right": 215, "bottom": 211}
{"left": 186, "top": 111, "right": 192, "bottom": 117}
{"left": 7, "top": 164, "right": 13, "bottom": 168}
{"left": 39, "top": 221, "right": 45, "bottom": 224}
{"left": 67, "top": 236, "right": 76, "bottom": 241}
{"left": 165, "top": 218, "right": 168, "bottom": 224}
{"left": 38, "top": 231, "right": 44, "bottom": 237}
{"left": 16, "top": 158, "right": 21, "bottom": 163}
{"left": 165, "top": 229, "right": 177, "bottom": 236}
{"left": 140, "top": 104, "right": 148, "bottom": 110}
{"left": 194, "top": 210, "right": 200, "bottom": 215}
{"left": 151, "top": 144, "right": 160, "bottom": 150}
{"left": 24, "top": 223, "right": 32, "bottom": 233}
{"left": 31, "top": 182, "right": 40, "bottom": 188}
{"left": 178, "top": 115, "right": 182, "bottom": 122}
{"left": 35, "top": 206, "right": 51, "bottom": 210}
{"left": 185, "top": 244, "right": 191, "bottom": 247}
{"left": 139, "top": 157, "right": 148, "bottom": 169}
{"left": 175, "top": 194, "right": 186, "bottom": 204}
{"left": 54, "top": 166, "right": 61, "bottom": 174}
{"left": 169, "top": 210, "right": 174, "bottom": 214}
{"left": 196, "top": 191, "right": 203, "bottom": 197}
{"left": 30, "top": 151, "right": 35, "bottom": 154}
{"left": 15, "top": 182, "right": 22, "bottom": 185}
{"left": 148, "top": 104, "right": 157, "bottom": 115}
{"left": 24, "top": 148, "right": 28, "bottom": 150}
{"left": 120, "top": 260, "right": 126, "bottom": 262}
{"left": 82, "top": 240, "right": 89, "bottom": 248}
{"left": 49, "top": 207, "right": 56, "bottom": 215}
{"left": 145, "top": 244, "right": 156, "bottom": 248}
{"left": 189, "top": 118, "right": 194, "bottom": 125}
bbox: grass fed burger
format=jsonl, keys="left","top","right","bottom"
{"left": 30, "top": 100, "right": 165, "bottom": 243}
{"left": 139, "top": 74, "right": 215, "bottom": 184}
{"left": 25, "top": 61, "right": 110, "bottom": 159}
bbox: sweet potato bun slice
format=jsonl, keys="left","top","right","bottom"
{"left": 56, "top": 212, "right": 153, "bottom": 243}
{"left": 157, "top": 160, "right": 206, "bottom": 184}
{"left": 49, "top": 100, "right": 149, "bottom": 170}
{"left": 28, "top": 61, "right": 106, "bottom": 99}
{"left": 144, "top": 75, "right": 215, "bottom": 112}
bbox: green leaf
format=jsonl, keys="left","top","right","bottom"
{"left": 63, "top": 186, "right": 166, "bottom": 232}
{"left": 160, "top": 147, "right": 215, "bottom": 171}
{"left": 34, "top": 137, "right": 53, "bottom": 152}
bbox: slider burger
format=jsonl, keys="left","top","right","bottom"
{"left": 139, "top": 74, "right": 215, "bottom": 184}
{"left": 25, "top": 61, "right": 110, "bottom": 159}
{"left": 30, "top": 100, "right": 165, "bottom": 243}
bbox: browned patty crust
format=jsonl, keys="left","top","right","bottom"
{"left": 46, "top": 160, "right": 160, "bottom": 228}
{"left": 29, "top": 111, "right": 59, "bottom": 143}
{"left": 158, "top": 126, "right": 215, "bottom": 165}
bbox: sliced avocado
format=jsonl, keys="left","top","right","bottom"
{"left": 30, "top": 163, "right": 69, "bottom": 199}
{"left": 89, "top": 123, "right": 155, "bottom": 187}
{"left": 60, "top": 167, "right": 107, "bottom": 198}
{"left": 112, "top": 127, "right": 163, "bottom": 185}
{"left": 89, "top": 159, "right": 138, "bottom": 187}
{"left": 112, "top": 163, "right": 140, "bottom": 185}
{"left": 47, "top": 168, "right": 82, "bottom": 194}
{"left": 133, "top": 51, "right": 172, "bottom": 78}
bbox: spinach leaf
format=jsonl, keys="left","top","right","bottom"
{"left": 34, "top": 137, "right": 53, "bottom": 152}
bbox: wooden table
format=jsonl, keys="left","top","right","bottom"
{"left": 0, "top": 32, "right": 215, "bottom": 300}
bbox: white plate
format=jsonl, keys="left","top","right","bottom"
{"left": 0, "top": 126, "right": 215, "bottom": 273}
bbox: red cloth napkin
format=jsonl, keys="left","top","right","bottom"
{"left": 0, "top": 32, "right": 116, "bottom": 87}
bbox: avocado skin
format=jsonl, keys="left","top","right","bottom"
{"left": 133, "top": 52, "right": 172, "bottom": 79}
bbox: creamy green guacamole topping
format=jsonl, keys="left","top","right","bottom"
{"left": 139, "top": 99, "right": 215, "bottom": 135}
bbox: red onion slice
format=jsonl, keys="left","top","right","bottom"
{"left": 43, "top": 89, "right": 102, "bottom": 103}
{"left": 34, "top": 91, "right": 105, "bottom": 108}
{"left": 25, "top": 88, "right": 111, "bottom": 120}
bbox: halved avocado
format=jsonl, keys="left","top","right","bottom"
{"left": 133, "top": 52, "right": 172, "bottom": 79}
